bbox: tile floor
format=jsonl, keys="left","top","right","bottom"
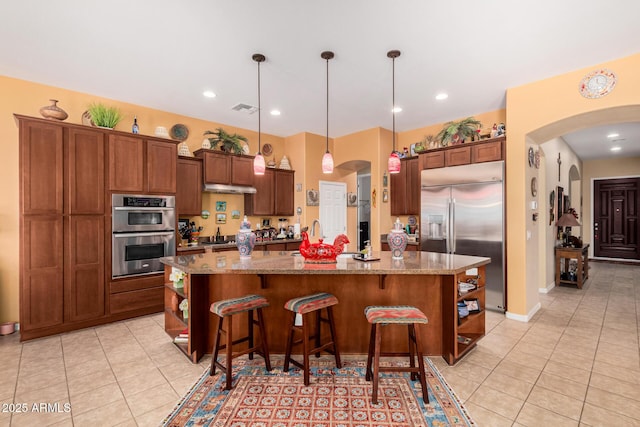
{"left": 0, "top": 261, "right": 638, "bottom": 426}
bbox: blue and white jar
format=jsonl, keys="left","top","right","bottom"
{"left": 236, "top": 216, "right": 256, "bottom": 259}
{"left": 387, "top": 217, "right": 408, "bottom": 260}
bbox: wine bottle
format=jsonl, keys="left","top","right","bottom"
{"left": 132, "top": 116, "right": 139, "bottom": 134}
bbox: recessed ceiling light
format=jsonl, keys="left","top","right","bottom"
{"left": 392, "top": 106, "right": 402, "bottom": 113}
{"left": 610, "top": 146, "right": 622, "bottom": 152}
{"left": 435, "top": 93, "right": 448, "bottom": 100}
{"left": 607, "top": 132, "right": 619, "bottom": 138}
{"left": 203, "top": 90, "right": 216, "bottom": 98}
{"left": 270, "top": 109, "right": 281, "bottom": 116}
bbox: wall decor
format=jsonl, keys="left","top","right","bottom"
{"left": 306, "top": 189, "right": 319, "bottom": 206}
{"left": 216, "top": 201, "right": 227, "bottom": 212}
{"left": 216, "top": 213, "right": 227, "bottom": 224}
{"left": 347, "top": 192, "right": 357, "bottom": 207}
{"left": 579, "top": 68, "right": 617, "bottom": 99}
{"left": 231, "top": 210, "right": 240, "bottom": 219}
{"left": 201, "top": 210, "right": 210, "bottom": 219}
{"left": 382, "top": 189, "right": 389, "bottom": 203}
{"left": 382, "top": 172, "right": 388, "bottom": 188}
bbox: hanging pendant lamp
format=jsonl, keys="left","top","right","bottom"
{"left": 253, "top": 53, "right": 266, "bottom": 175}
{"left": 387, "top": 50, "right": 401, "bottom": 174}
{"left": 321, "top": 51, "right": 335, "bottom": 174}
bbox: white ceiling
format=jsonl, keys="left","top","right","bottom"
{"left": 1, "top": 1, "right": 639, "bottom": 160}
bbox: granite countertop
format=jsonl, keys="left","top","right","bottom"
{"left": 160, "top": 250, "right": 489, "bottom": 276}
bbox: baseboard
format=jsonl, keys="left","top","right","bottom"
{"left": 539, "top": 282, "right": 555, "bottom": 294}
{"left": 505, "top": 302, "right": 541, "bottom": 322}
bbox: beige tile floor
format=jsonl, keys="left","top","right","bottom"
{"left": 0, "top": 261, "right": 638, "bottom": 426}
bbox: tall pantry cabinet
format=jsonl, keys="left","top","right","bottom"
{"left": 18, "top": 116, "right": 105, "bottom": 335}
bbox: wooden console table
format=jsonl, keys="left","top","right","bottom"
{"left": 555, "top": 244, "right": 589, "bottom": 289}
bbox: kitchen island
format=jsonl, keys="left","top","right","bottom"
{"left": 160, "top": 250, "right": 490, "bottom": 365}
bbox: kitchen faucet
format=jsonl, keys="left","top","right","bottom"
{"left": 311, "top": 219, "right": 322, "bottom": 237}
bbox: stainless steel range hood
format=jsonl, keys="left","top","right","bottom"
{"left": 203, "top": 183, "right": 257, "bottom": 194}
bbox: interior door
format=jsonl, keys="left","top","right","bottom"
{"left": 319, "top": 181, "right": 347, "bottom": 245}
{"left": 594, "top": 177, "right": 640, "bottom": 259}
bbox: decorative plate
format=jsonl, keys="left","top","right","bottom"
{"left": 81, "top": 110, "right": 95, "bottom": 127}
{"left": 534, "top": 149, "right": 541, "bottom": 169}
{"left": 408, "top": 215, "right": 417, "bottom": 226}
{"left": 170, "top": 124, "right": 189, "bottom": 141}
{"left": 262, "top": 143, "right": 273, "bottom": 156}
{"left": 531, "top": 177, "right": 537, "bottom": 197}
{"left": 528, "top": 147, "right": 535, "bottom": 167}
{"left": 579, "top": 68, "right": 617, "bottom": 99}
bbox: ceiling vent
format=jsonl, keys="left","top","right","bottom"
{"left": 231, "top": 103, "right": 258, "bottom": 114}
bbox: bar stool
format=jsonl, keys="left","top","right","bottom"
{"left": 364, "top": 305, "right": 429, "bottom": 405}
{"left": 209, "top": 294, "right": 272, "bottom": 390}
{"left": 283, "top": 292, "right": 342, "bottom": 385}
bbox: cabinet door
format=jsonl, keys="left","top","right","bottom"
{"left": 67, "top": 128, "right": 105, "bottom": 214}
{"left": 247, "top": 169, "right": 275, "bottom": 215}
{"left": 65, "top": 215, "right": 105, "bottom": 322}
{"left": 20, "top": 119, "right": 63, "bottom": 215}
{"left": 177, "top": 158, "right": 203, "bottom": 216}
{"left": 390, "top": 168, "right": 406, "bottom": 215}
{"left": 147, "top": 140, "right": 177, "bottom": 193}
{"left": 21, "top": 216, "right": 64, "bottom": 330}
{"left": 472, "top": 140, "right": 503, "bottom": 163}
{"left": 232, "top": 156, "right": 254, "bottom": 186}
{"left": 275, "top": 170, "right": 294, "bottom": 216}
{"left": 202, "top": 152, "right": 231, "bottom": 184}
{"left": 421, "top": 151, "right": 445, "bottom": 169}
{"left": 445, "top": 146, "right": 471, "bottom": 166}
{"left": 406, "top": 158, "right": 420, "bottom": 214}
{"left": 109, "top": 134, "right": 144, "bottom": 192}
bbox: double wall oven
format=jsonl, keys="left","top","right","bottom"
{"left": 112, "top": 194, "right": 176, "bottom": 278}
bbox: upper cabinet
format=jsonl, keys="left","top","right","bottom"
{"left": 108, "top": 134, "right": 177, "bottom": 194}
{"left": 421, "top": 137, "right": 505, "bottom": 170}
{"left": 194, "top": 149, "right": 254, "bottom": 186}
{"left": 245, "top": 169, "right": 295, "bottom": 216}
{"left": 390, "top": 157, "right": 419, "bottom": 216}
{"left": 176, "top": 156, "right": 203, "bottom": 216}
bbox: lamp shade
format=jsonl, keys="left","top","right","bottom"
{"left": 556, "top": 213, "right": 581, "bottom": 227}
{"left": 388, "top": 152, "right": 401, "bottom": 174}
{"left": 253, "top": 153, "right": 265, "bottom": 175}
{"left": 322, "top": 152, "right": 334, "bottom": 174}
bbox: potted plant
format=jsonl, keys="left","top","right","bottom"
{"left": 87, "top": 103, "right": 123, "bottom": 129}
{"left": 435, "top": 117, "right": 482, "bottom": 146}
{"left": 203, "top": 128, "right": 248, "bottom": 154}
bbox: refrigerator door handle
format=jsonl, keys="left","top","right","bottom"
{"left": 450, "top": 198, "right": 456, "bottom": 253}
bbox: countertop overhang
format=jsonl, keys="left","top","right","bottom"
{"left": 160, "top": 250, "right": 490, "bottom": 275}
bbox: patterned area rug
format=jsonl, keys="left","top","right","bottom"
{"left": 162, "top": 356, "right": 475, "bottom": 426}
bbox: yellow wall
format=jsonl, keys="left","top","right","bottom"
{"left": 0, "top": 75, "right": 284, "bottom": 323}
{"left": 582, "top": 156, "right": 640, "bottom": 257}
{"left": 505, "top": 52, "right": 640, "bottom": 318}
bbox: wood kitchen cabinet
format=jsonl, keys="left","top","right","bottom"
{"left": 176, "top": 156, "right": 203, "bottom": 216}
{"left": 17, "top": 115, "right": 107, "bottom": 338}
{"left": 420, "top": 136, "right": 505, "bottom": 170}
{"left": 108, "top": 134, "right": 177, "bottom": 193}
{"left": 195, "top": 149, "right": 254, "bottom": 186}
{"left": 244, "top": 169, "right": 295, "bottom": 216}
{"left": 390, "top": 157, "right": 419, "bottom": 215}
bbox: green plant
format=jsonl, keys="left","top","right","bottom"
{"left": 435, "top": 117, "right": 482, "bottom": 146}
{"left": 87, "top": 103, "right": 123, "bottom": 128}
{"left": 203, "top": 128, "right": 248, "bottom": 154}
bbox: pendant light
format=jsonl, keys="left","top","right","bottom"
{"left": 387, "top": 50, "right": 401, "bottom": 174}
{"left": 321, "top": 51, "right": 335, "bottom": 174}
{"left": 253, "top": 53, "right": 266, "bottom": 175}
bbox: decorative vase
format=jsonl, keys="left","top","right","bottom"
{"left": 236, "top": 216, "right": 256, "bottom": 259}
{"left": 201, "top": 138, "right": 212, "bottom": 149}
{"left": 387, "top": 217, "right": 408, "bottom": 260}
{"left": 39, "top": 99, "right": 68, "bottom": 121}
{"left": 178, "top": 142, "right": 191, "bottom": 156}
{"left": 173, "top": 279, "right": 184, "bottom": 289}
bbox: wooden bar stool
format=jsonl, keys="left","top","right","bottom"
{"left": 283, "top": 292, "right": 342, "bottom": 385}
{"left": 209, "top": 294, "right": 272, "bottom": 390}
{"left": 364, "top": 305, "right": 429, "bottom": 405}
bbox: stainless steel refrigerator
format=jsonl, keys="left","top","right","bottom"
{"left": 420, "top": 161, "right": 505, "bottom": 312}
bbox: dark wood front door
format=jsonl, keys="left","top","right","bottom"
{"left": 594, "top": 177, "right": 640, "bottom": 259}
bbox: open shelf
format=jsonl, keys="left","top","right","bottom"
{"left": 164, "top": 282, "right": 186, "bottom": 298}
